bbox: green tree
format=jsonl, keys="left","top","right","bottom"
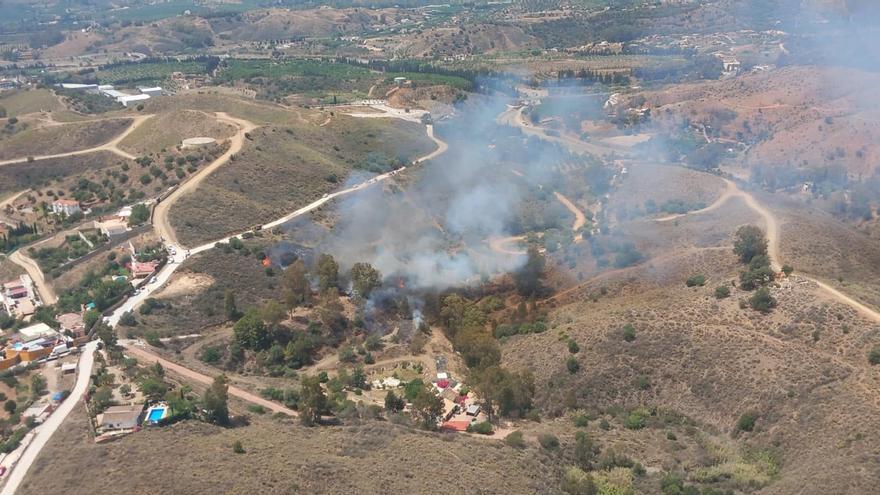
{"left": 299, "top": 375, "right": 327, "bottom": 426}
{"left": 714, "top": 286, "right": 731, "bottom": 299}
{"left": 96, "top": 323, "right": 116, "bottom": 348}
{"left": 733, "top": 225, "right": 767, "bottom": 263}
{"left": 350, "top": 262, "right": 382, "bottom": 298}
{"left": 384, "top": 390, "right": 405, "bottom": 413}
{"left": 515, "top": 246, "right": 546, "bottom": 297}
{"left": 316, "top": 254, "right": 339, "bottom": 292}
{"left": 203, "top": 375, "right": 230, "bottom": 425}
{"left": 260, "top": 299, "right": 286, "bottom": 329}
{"left": 119, "top": 311, "right": 137, "bottom": 327}
{"left": 3, "top": 400, "right": 16, "bottom": 413}
{"left": 566, "top": 357, "right": 580, "bottom": 374}
{"left": 224, "top": 289, "right": 238, "bottom": 321}
{"left": 282, "top": 260, "right": 311, "bottom": 309}
{"left": 749, "top": 288, "right": 776, "bottom": 312}
{"left": 233, "top": 308, "right": 269, "bottom": 350}
{"left": 127, "top": 204, "right": 150, "bottom": 226}
{"left": 411, "top": 384, "right": 443, "bottom": 429}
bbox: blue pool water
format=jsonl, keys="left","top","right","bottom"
{"left": 147, "top": 407, "right": 166, "bottom": 422}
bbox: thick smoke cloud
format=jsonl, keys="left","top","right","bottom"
{"left": 306, "top": 94, "right": 564, "bottom": 290}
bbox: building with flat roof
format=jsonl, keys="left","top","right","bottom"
{"left": 118, "top": 94, "right": 150, "bottom": 107}
{"left": 96, "top": 404, "right": 144, "bottom": 431}
{"left": 138, "top": 86, "right": 162, "bottom": 97}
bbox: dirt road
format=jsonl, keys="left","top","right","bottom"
{"left": 8, "top": 249, "right": 57, "bottom": 304}
{"left": 0, "top": 189, "right": 29, "bottom": 224}
{"left": 122, "top": 343, "right": 298, "bottom": 417}
{"left": 554, "top": 192, "right": 586, "bottom": 231}
{"left": 496, "top": 105, "right": 625, "bottom": 158}
{"left": 152, "top": 113, "right": 257, "bottom": 248}
{"left": 654, "top": 179, "right": 880, "bottom": 322}
{"left": 0, "top": 114, "right": 153, "bottom": 166}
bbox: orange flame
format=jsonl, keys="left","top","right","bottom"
{"left": 261, "top": 257, "right": 271, "bottom": 267}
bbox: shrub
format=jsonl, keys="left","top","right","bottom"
{"left": 200, "top": 346, "right": 221, "bottom": 364}
{"left": 686, "top": 274, "right": 706, "bottom": 287}
{"left": 566, "top": 357, "right": 580, "bottom": 374}
{"left": 232, "top": 440, "right": 245, "bottom": 453}
{"left": 737, "top": 411, "right": 758, "bottom": 432}
{"left": 468, "top": 421, "right": 494, "bottom": 435}
{"left": 714, "top": 286, "right": 731, "bottom": 299}
{"left": 781, "top": 264, "right": 794, "bottom": 276}
{"left": 870, "top": 347, "right": 880, "bottom": 366}
{"left": 622, "top": 324, "right": 636, "bottom": 342}
{"left": 248, "top": 405, "right": 266, "bottom": 414}
{"left": 748, "top": 288, "right": 776, "bottom": 312}
{"left": 538, "top": 433, "right": 560, "bottom": 450}
{"left": 633, "top": 375, "right": 651, "bottom": 390}
{"left": 144, "top": 330, "right": 163, "bottom": 348}
{"left": 505, "top": 430, "right": 526, "bottom": 448}
{"left": 572, "top": 413, "right": 590, "bottom": 428}
{"left": 119, "top": 311, "right": 137, "bottom": 327}
{"left": 624, "top": 408, "right": 649, "bottom": 430}
{"left": 567, "top": 340, "right": 580, "bottom": 354}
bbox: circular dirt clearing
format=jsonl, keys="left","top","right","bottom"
{"left": 181, "top": 137, "right": 216, "bottom": 148}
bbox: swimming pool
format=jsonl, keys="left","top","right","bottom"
{"left": 146, "top": 406, "right": 167, "bottom": 423}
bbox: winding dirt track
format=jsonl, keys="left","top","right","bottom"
{"left": 151, "top": 113, "right": 258, "bottom": 248}
{"left": 654, "top": 178, "right": 880, "bottom": 323}
{"left": 554, "top": 192, "right": 586, "bottom": 231}
{"left": 0, "top": 114, "right": 153, "bottom": 166}
{"left": 122, "top": 343, "right": 297, "bottom": 416}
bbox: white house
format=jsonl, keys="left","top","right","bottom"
{"left": 51, "top": 199, "right": 82, "bottom": 216}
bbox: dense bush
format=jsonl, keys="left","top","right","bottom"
{"left": 538, "top": 433, "right": 560, "bottom": 450}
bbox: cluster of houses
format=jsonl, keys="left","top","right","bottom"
{"left": 1, "top": 275, "right": 40, "bottom": 320}
{"left": 58, "top": 83, "right": 163, "bottom": 107}
{"left": 49, "top": 197, "right": 139, "bottom": 238}
{"left": 0, "top": 317, "right": 85, "bottom": 371}
{"left": 371, "top": 356, "right": 487, "bottom": 433}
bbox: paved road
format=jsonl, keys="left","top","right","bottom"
{"left": 0, "top": 110, "right": 450, "bottom": 494}
{"left": 0, "top": 341, "right": 97, "bottom": 495}
{"left": 0, "top": 114, "right": 153, "bottom": 166}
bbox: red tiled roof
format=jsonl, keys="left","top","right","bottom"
{"left": 441, "top": 420, "right": 470, "bottom": 432}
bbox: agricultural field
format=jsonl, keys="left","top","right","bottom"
{"left": 168, "top": 114, "right": 435, "bottom": 246}
{"left": 96, "top": 60, "right": 210, "bottom": 86}
{"left": 0, "top": 118, "right": 131, "bottom": 160}
{"left": 214, "top": 59, "right": 376, "bottom": 102}
{"left": 117, "top": 110, "right": 236, "bottom": 156}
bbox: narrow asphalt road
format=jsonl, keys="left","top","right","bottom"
{"left": 0, "top": 341, "right": 97, "bottom": 495}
